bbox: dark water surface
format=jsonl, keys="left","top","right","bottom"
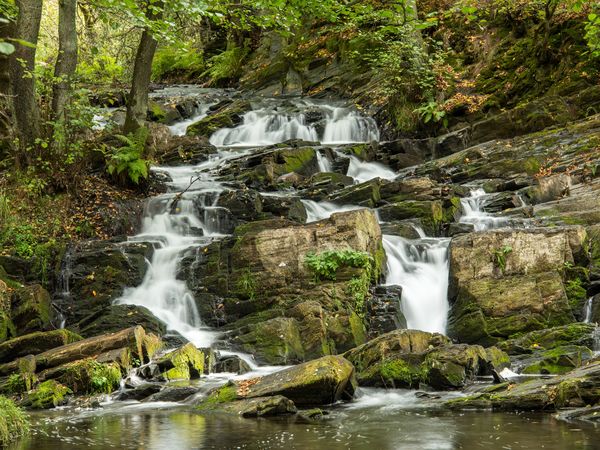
{"left": 8, "top": 389, "right": 599, "bottom": 450}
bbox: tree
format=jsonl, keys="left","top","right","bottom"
{"left": 52, "top": 0, "right": 78, "bottom": 122}
{"left": 9, "top": 0, "right": 42, "bottom": 161}
{"left": 123, "top": 0, "right": 163, "bottom": 133}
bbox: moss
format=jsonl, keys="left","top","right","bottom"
{"left": 60, "top": 359, "right": 122, "bottom": 394}
{"left": 0, "top": 395, "right": 29, "bottom": 446}
{"left": 23, "top": 380, "right": 70, "bottom": 409}
{"left": 163, "top": 343, "right": 206, "bottom": 380}
{"left": 197, "top": 383, "right": 239, "bottom": 410}
{"left": 348, "top": 311, "right": 367, "bottom": 346}
{"left": 360, "top": 358, "right": 425, "bottom": 388}
{"left": 276, "top": 147, "right": 317, "bottom": 176}
{"left": 0, "top": 310, "right": 15, "bottom": 343}
{"left": 520, "top": 345, "right": 592, "bottom": 375}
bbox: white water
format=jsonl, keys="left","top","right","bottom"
{"left": 383, "top": 234, "right": 450, "bottom": 334}
{"left": 316, "top": 150, "right": 333, "bottom": 172}
{"left": 301, "top": 199, "right": 363, "bottom": 223}
{"left": 584, "top": 297, "right": 594, "bottom": 323}
{"left": 459, "top": 188, "right": 508, "bottom": 231}
{"left": 168, "top": 104, "right": 213, "bottom": 136}
{"left": 346, "top": 154, "right": 397, "bottom": 183}
{"left": 210, "top": 102, "right": 379, "bottom": 147}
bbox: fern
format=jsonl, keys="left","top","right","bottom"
{"left": 106, "top": 128, "right": 150, "bottom": 185}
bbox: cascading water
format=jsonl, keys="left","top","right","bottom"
{"left": 584, "top": 297, "right": 594, "bottom": 323}
{"left": 316, "top": 150, "right": 333, "bottom": 173}
{"left": 346, "top": 154, "right": 397, "bottom": 183}
{"left": 168, "top": 103, "right": 214, "bottom": 136}
{"left": 382, "top": 234, "right": 450, "bottom": 334}
{"left": 301, "top": 200, "right": 363, "bottom": 223}
{"left": 459, "top": 188, "right": 508, "bottom": 231}
{"left": 209, "top": 101, "right": 379, "bottom": 147}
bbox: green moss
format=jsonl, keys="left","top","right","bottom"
{"left": 521, "top": 345, "right": 592, "bottom": 375}
{"left": 163, "top": 343, "right": 206, "bottom": 380}
{"left": 197, "top": 383, "right": 239, "bottom": 410}
{"left": 60, "top": 359, "right": 122, "bottom": 394}
{"left": 0, "top": 311, "right": 15, "bottom": 343}
{"left": 24, "top": 380, "right": 70, "bottom": 409}
{"left": 361, "top": 358, "right": 425, "bottom": 388}
{"left": 0, "top": 395, "right": 29, "bottom": 446}
{"left": 348, "top": 311, "right": 367, "bottom": 346}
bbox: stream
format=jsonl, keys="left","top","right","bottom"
{"left": 16, "top": 87, "right": 599, "bottom": 449}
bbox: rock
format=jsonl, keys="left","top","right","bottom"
{"left": 116, "top": 383, "right": 162, "bottom": 401}
{"left": 0, "top": 329, "right": 82, "bottom": 364}
{"left": 447, "top": 227, "right": 587, "bottom": 345}
{"left": 366, "top": 285, "right": 406, "bottom": 338}
{"left": 496, "top": 323, "right": 598, "bottom": 355}
{"left": 518, "top": 345, "right": 593, "bottom": 375}
{"left": 344, "top": 329, "right": 509, "bottom": 390}
{"left": 328, "top": 178, "right": 382, "bottom": 207}
{"left": 377, "top": 200, "right": 445, "bottom": 235}
{"left": 77, "top": 304, "right": 166, "bottom": 338}
{"left": 39, "top": 358, "right": 122, "bottom": 395}
{"left": 213, "top": 355, "right": 252, "bottom": 374}
{"left": 218, "top": 396, "right": 297, "bottom": 417}
{"left": 144, "top": 386, "right": 199, "bottom": 402}
{"left": 155, "top": 343, "right": 214, "bottom": 380}
{"left": 10, "top": 285, "right": 55, "bottom": 336}
{"left": 556, "top": 405, "right": 600, "bottom": 424}
{"left": 258, "top": 194, "right": 307, "bottom": 223}
{"left": 186, "top": 100, "right": 251, "bottom": 136}
{"left": 445, "top": 359, "right": 600, "bottom": 411}
{"left": 57, "top": 240, "right": 153, "bottom": 333}
{"left": 231, "top": 317, "right": 305, "bottom": 365}
{"left": 198, "top": 355, "right": 356, "bottom": 409}
{"left": 157, "top": 136, "right": 217, "bottom": 166}
{"left": 20, "top": 380, "right": 70, "bottom": 409}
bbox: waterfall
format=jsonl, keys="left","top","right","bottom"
{"left": 209, "top": 102, "right": 379, "bottom": 147}
{"left": 584, "top": 297, "right": 594, "bottom": 323}
{"left": 459, "top": 189, "right": 508, "bottom": 231}
{"left": 168, "top": 103, "right": 213, "bottom": 136}
{"left": 316, "top": 150, "right": 333, "bottom": 173}
{"left": 346, "top": 154, "right": 397, "bottom": 183}
{"left": 301, "top": 200, "right": 363, "bottom": 223}
{"left": 383, "top": 234, "right": 450, "bottom": 334}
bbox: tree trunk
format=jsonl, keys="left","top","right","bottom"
{"left": 0, "top": 326, "right": 148, "bottom": 375}
{"left": 123, "top": 3, "right": 163, "bottom": 134}
{"left": 9, "top": 0, "right": 42, "bottom": 158}
{"left": 52, "top": 0, "right": 78, "bottom": 122}
{"left": 0, "top": 16, "right": 13, "bottom": 143}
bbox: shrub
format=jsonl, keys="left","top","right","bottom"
{"left": 0, "top": 396, "right": 29, "bottom": 446}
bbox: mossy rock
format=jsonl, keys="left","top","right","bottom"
{"left": 0, "top": 329, "right": 82, "bottom": 364}
{"left": 519, "top": 345, "right": 593, "bottom": 375}
{"left": 10, "top": 285, "right": 54, "bottom": 336}
{"left": 186, "top": 100, "right": 251, "bottom": 137}
{"left": 20, "top": 380, "right": 71, "bottom": 409}
{"left": 497, "top": 323, "right": 597, "bottom": 355}
{"left": 51, "top": 358, "right": 122, "bottom": 394}
{"left": 156, "top": 343, "right": 211, "bottom": 380}
{"left": 0, "top": 395, "right": 29, "bottom": 446}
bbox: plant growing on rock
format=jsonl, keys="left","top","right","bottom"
{"left": 492, "top": 245, "right": 513, "bottom": 274}
{"left": 304, "top": 249, "right": 373, "bottom": 281}
{"left": 105, "top": 127, "right": 150, "bottom": 185}
{"left": 0, "top": 395, "right": 29, "bottom": 446}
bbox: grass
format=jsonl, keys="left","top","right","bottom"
{"left": 0, "top": 395, "right": 29, "bottom": 445}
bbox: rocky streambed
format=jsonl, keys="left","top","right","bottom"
{"left": 2, "top": 87, "right": 600, "bottom": 448}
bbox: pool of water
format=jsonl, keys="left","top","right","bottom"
{"left": 8, "top": 389, "right": 598, "bottom": 450}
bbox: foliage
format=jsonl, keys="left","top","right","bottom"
{"left": 105, "top": 128, "right": 150, "bottom": 185}
{"left": 236, "top": 268, "right": 257, "bottom": 300}
{"left": 152, "top": 43, "right": 204, "bottom": 81}
{"left": 305, "top": 249, "right": 373, "bottom": 281}
{"left": 0, "top": 395, "right": 29, "bottom": 446}
{"left": 585, "top": 12, "right": 600, "bottom": 58}
{"left": 204, "top": 46, "right": 249, "bottom": 86}
{"left": 78, "top": 55, "right": 126, "bottom": 84}
{"left": 25, "top": 380, "right": 70, "bottom": 409}
{"left": 492, "top": 245, "right": 513, "bottom": 273}
{"left": 414, "top": 100, "right": 448, "bottom": 127}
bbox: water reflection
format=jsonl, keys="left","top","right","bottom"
{"left": 10, "top": 395, "right": 598, "bottom": 450}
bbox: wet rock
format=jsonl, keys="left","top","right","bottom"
{"left": 10, "top": 285, "right": 55, "bottom": 336}
{"left": 155, "top": 343, "right": 215, "bottom": 380}
{"left": 77, "top": 304, "right": 166, "bottom": 338}
{"left": 157, "top": 136, "right": 217, "bottom": 166}
{"left": 144, "top": 386, "right": 199, "bottom": 402}
{"left": 366, "top": 285, "right": 406, "bottom": 338}
{"left": 259, "top": 194, "right": 307, "bottom": 223}
{"left": 327, "top": 178, "right": 382, "bottom": 207}
{"left": 186, "top": 100, "right": 250, "bottom": 137}
{"left": 116, "top": 383, "right": 162, "bottom": 401}
{"left": 556, "top": 405, "right": 600, "bottom": 423}
{"left": 213, "top": 355, "right": 252, "bottom": 374}
{"left": 447, "top": 227, "right": 587, "bottom": 345}
{"left": 496, "top": 323, "right": 598, "bottom": 355}
{"left": 231, "top": 317, "right": 305, "bottom": 365}
{"left": 57, "top": 240, "right": 153, "bottom": 334}
{"left": 446, "top": 359, "right": 600, "bottom": 411}
{"left": 199, "top": 355, "right": 356, "bottom": 408}
{"left": 517, "top": 345, "right": 593, "bottom": 375}
{"left": 20, "top": 380, "right": 70, "bottom": 409}
{"left": 0, "top": 329, "right": 82, "bottom": 364}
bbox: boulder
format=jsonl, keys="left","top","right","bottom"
{"left": 517, "top": 345, "right": 593, "bottom": 375}
{"left": 10, "top": 285, "right": 55, "bottom": 336}
{"left": 344, "top": 329, "right": 509, "bottom": 390}
{"left": 76, "top": 304, "right": 166, "bottom": 338}
{"left": 186, "top": 100, "right": 250, "bottom": 136}
{"left": 447, "top": 227, "right": 587, "bottom": 345}
{"left": 496, "top": 323, "right": 597, "bottom": 355}
{"left": 446, "top": 360, "right": 600, "bottom": 411}
{"left": 20, "top": 380, "right": 70, "bottom": 409}
{"left": 197, "top": 355, "right": 356, "bottom": 409}
{"left": 213, "top": 355, "right": 252, "bottom": 375}
{"left": 116, "top": 383, "right": 162, "bottom": 401}
{"left": 155, "top": 343, "right": 214, "bottom": 380}
{"left": 215, "top": 396, "right": 297, "bottom": 417}
{"left": 327, "top": 178, "right": 382, "bottom": 207}
{"left": 144, "top": 386, "right": 199, "bottom": 402}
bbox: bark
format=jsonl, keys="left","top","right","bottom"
{"left": 0, "top": 16, "right": 13, "bottom": 141}
{"left": 0, "top": 326, "right": 146, "bottom": 375}
{"left": 9, "top": 0, "right": 42, "bottom": 156}
{"left": 123, "top": 2, "right": 163, "bottom": 134}
{"left": 52, "top": 0, "right": 78, "bottom": 121}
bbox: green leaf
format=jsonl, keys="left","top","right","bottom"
{"left": 0, "top": 42, "right": 14, "bottom": 55}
